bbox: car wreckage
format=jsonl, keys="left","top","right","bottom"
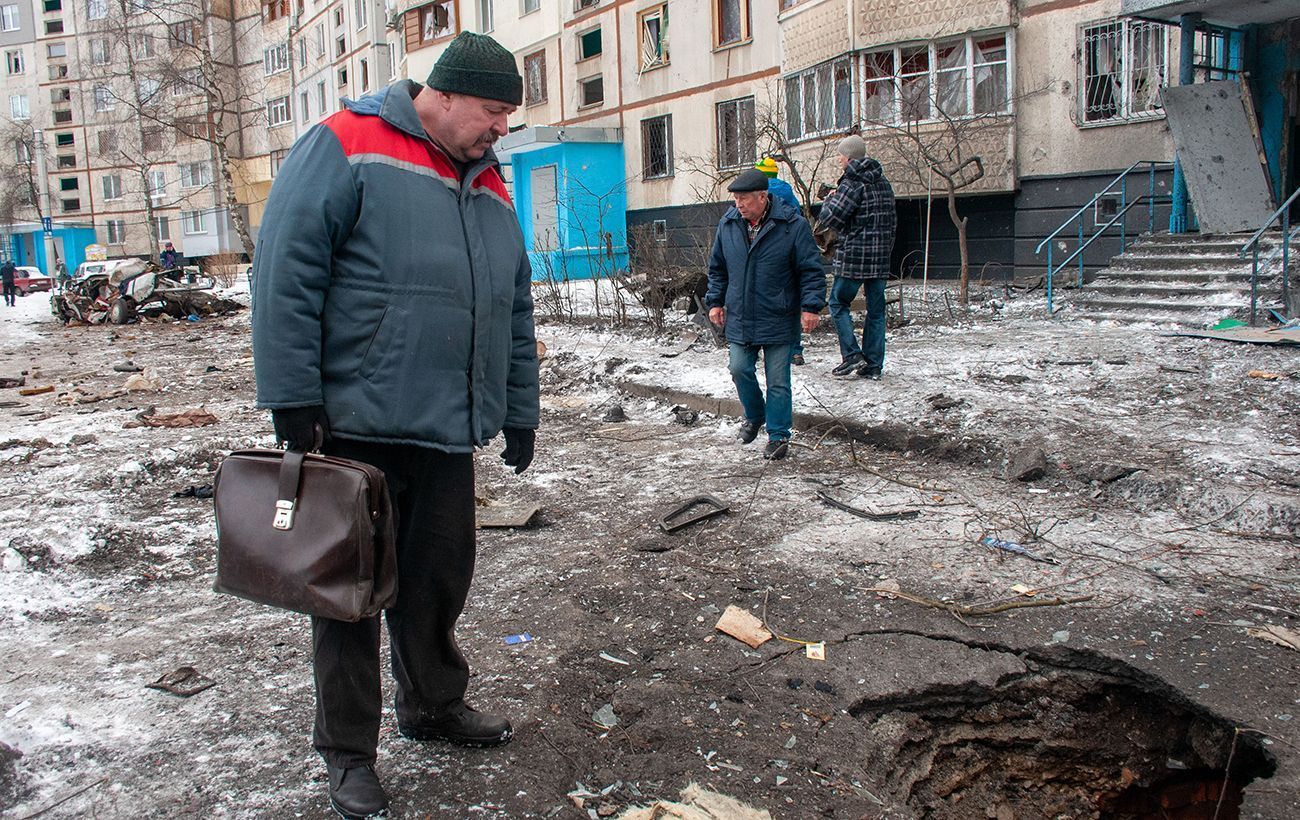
{"left": 51, "top": 259, "right": 241, "bottom": 325}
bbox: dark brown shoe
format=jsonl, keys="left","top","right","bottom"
{"left": 398, "top": 700, "right": 513, "bottom": 748}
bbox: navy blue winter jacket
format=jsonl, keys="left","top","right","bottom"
{"left": 704, "top": 196, "right": 826, "bottom": 346}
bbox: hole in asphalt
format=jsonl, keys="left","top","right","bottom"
{"left": 849, "top": 649, "right": 1277, "bottom": 819}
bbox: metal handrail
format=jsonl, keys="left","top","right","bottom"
{"left": 1047, "top": 197, "right": 1149, "bottom": 313}
{"left": 1035, "top": 160, "right": 1168, "bottom": 313}
{"left": 1239, "top": 185, "right": 1300, "bottom": 325}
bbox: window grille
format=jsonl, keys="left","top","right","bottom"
{"left": 1081, "top": 18, "right": 1167, "bottom": 124}
{"left": 641, "top": 115, "right": 672, "bottom": 179}
{"left": 715, "top": 97, "right": 755, "bottom": 170}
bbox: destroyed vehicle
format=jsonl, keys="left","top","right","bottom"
{"left": 72, "top": 258, "right": 143, "bottom": 283}
{"left": 51, "top": 258, "right": 231, "bottom": 325}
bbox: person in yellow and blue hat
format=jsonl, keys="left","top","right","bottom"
{"left": 756, "top": 157, "right": 809, "bottom": 365}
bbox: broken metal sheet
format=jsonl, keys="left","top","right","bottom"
{"left": 660, "top": 330, "right": 700, "bottom": 358}
{"left": 1161, "top": 81, "right": 1276, "bottom": 233}
{"left": 1163, "top": 326, "right": 1300, "bottom": 345}
{"left": 477, "top": 503, "right": 540, "bottom": 529}
{"left": 659, "top": 495, "right": 729, "bottom": 533}
{"left": 146, "top": 666, "right": 216, "bottom": 697}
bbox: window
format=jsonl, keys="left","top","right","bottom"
{"left": 134, "top": 32, "right": 155, "bottom": 58}
{"left": 264, "top": 0, "right": 288, "bottom": 20}
{"left": 579, "top": 75, "right": 602, "bottom": 108}
{"left": 716, "top": 96, "right": 755, "bottom": 170}
{"left": 102, "top": 174, "right": 122, "bottom": 199}
{"left": 578, "top": 27, "right": 600, "bottom": 61}
{"left": 264, "top": 42, "right": 289, "bottom": 74}
{"left": 173, "top": 67, "right": 200, "bottom": 96}
{"left": 179, "top": 161, "right": 210, "bottom": 188}
{"left": 142, "top": 128, "right": 162, "bottom": 152}
{"left": 715, "top": 0, "right": 749, "bottom": 46}
{"left": 0, "top": 4, "right": 17, "bottom": 31}
{"left": 90, "top": 38, "right": 108, "bottom": 64}
{"left": 1193, "top": 28, "right": 1236, "bottom": 82}
{"left": 1081, "top": 19, "right": 1167, "bottom": 124}
{"left": 148, "top": 169, "right": 165, "bottom": 202}
{"left": 169, "top": 21, "right": 196, "bottom": 47}
{"left": 55, "top": 132, "right": 73, "bottom": 146}
{"left": 86, "top": 0, "right": 105, "bottom": 19}
{"left": 419, "top": 1, "right": 454, "bottom": 44}
{"left": 50, "top": 87, "right": 71, "bottom": 104}
{"left": 182, "top": 209, "right": 206, "bottom": 234}
{"left": 641, "top": 114, "right": 672, "bottom": 179}
{"left": 355, "top": 0, "right": 367, "bottom": 28}
{"left": 314, "top": 24, "right": 325, "bottom": 56}
{"left": 4, "top": 49, "right": 21, "bottom": 74}
{"left": 576, "top": 0, "right": 598, "bottom": 9}
{"left": 59, "top": 177, "right": 78, "bottom": 191}
{"left": 784, "top": 57, "right": 851, "bottom": 140}
{"left": 861, "top": 33, "right": 1010, "bottom": 126}
{"left": 266, "top": 95, "right": 291, "bottom": 127}
{"left": 300, "top": 90, "right": 309, "bottom": 121}
{"left": 333, "top": 6, "right": 342, "bottom": 25}
{"left": 524, "top": 50, "right": 546, "bottom": 106}
{"left": 56, "top": 154, "right": 75, "bottom": 168}
{"left": 298, "top": 38, "right": 306, "bottom": 68}
{"left": 9, "top": 94, "right": 29, "bottom": 119}
{"left": 154, "top": 215, "right": 170, "bottom": 241}
{"left": 15, "top": 140, "right": 30, "bottom": 164}
{"left": 523, "top": 0, "right": 538, "bottom": 13}
{"left": 316, "top": 80, "right": 326, "bottom": 113}
{"left": 637, "top": 5, "right": 667, "bottom": 71}
{"left": 651, "top": 219, "right": 667, "bottom": 242}
{"left": 270, "top": 148, "right": 288, "bottom": 177}
{"left": 48, "top": 64, "right": 68, "bottom": 79}
{"left": 62, "top": 198, "right": 80, "bottom": 212}
{"left": 129, "top": 0, "right": 152, "bottom": 12}
{"left": 335, "top": 34, "right": 345, "bottom": 57}
{"left": 45, "top": 20, "right": 63, "bottom": 33}
{"left": 44, "top": 0, "right": 61, "bottom": 10}
{"left": 98, "top": 130, "right": 117, "bottom": 155}
{"left": 360, "top": 58, "right": 369, "bottom": 90}
{"left": 476, "top": 0, "right": 490, "bottom": 32}
{"left": 47, "top": 42, "right": 66, "bottom": 58}
{"left": 136, "top": 77, "right": 161, "bottom": 104}
{"left": 338, "top": 66, "right": 348, "bottom": 86}
{"left": 107, "top": 219, "right": 126, "bottom": 244}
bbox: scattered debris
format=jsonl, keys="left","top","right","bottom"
{"left": 1247, "top": 624, "right": 1300, "bottom": 652}
{"left": 4, "top": 700, "right": 31, "bottom": 718}
{"left": 111, "top": 360, "right": 143, "bottom": 373}
{"left": 872, "top": 578, "right": 902, "bottom": 599}
{"left": 786, "top": 678, "right": 803, "bottom": 690}
{"left": 813, "top": 681, "right": 835, "bottom": 695}
{"left": 617, "top": 783, "right": 772, "bottom": 820}
{"left": 925, "top": 393, "right": 965, "bottom": 411}
{"left": 599, "top": 652, "right": 631, "bottom": 666}
{"left": 592, "top": 703, "right": 618, "bottom": 729}
{"left": 477, "top": 503, "right": 540, "bottom": 529}
{"left": 1163, "top": 326, "right": 1300, "bottom": 345}
{"left": 503, "top": 633, "right": 533, "bottom": 646}
{"left": 1248, "top": 370, "right": 1282, "bottom": 380}
{"left": 1048, "top": 630, "right": 1071, "bottom": 645}
{"left": 1011, "top": 584, "right": 1037, "bottom": 597}
{"left": 714, "top": 605, "right": 773, "bottom": 649}
{"left": 671, "top": 405, "right": 699, "bottom": 425}
{"left": 805, "top": 642, "right": 826, "bottom": 661}
{"left": 145, "top": 666, "right": 215, "bottom": 697}
{"left": 1006, "top": 446, "right": 1048, "bottom": 481}
{"left": 1079, "top": 463, "right": 1140, "bottom": 484}
{"left": 815, "top": 490, "right": 919, "bottom": 521}
{"left": 661, "top": 330, "right": 700, "bottom": 358}
{"left": 172, "top": 484, "right": 214, "bottom": 499}
{"left": 132, "top": 408, "right": 219, "bottom": 428}
{"left": 17, "top": 386, "right": 53, "bottom": 397}
{"left": 860, "top": 584, "right": 1092, "bottom": 620}
{"left": 0, "top": 376, "right": 25, "bottom": 388}
{"left": 602, "top": 403, "right": 628, "bottom": 423}
{"left": 981, "top": 535, "right": 1058, "bottom": 565}
{"left": 123, "top": 370, "right": 163, "bottom": 392}
{"left": 659, "top": 495, "right": 729, "bottom": 533}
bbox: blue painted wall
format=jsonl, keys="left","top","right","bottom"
{"left": 6, "top": 225, "right": 96, "bottom": 274}
{"left": 1251, "top": 27, "right": 1295, "bottom": 203}
{"left": 510, "top": 141, "right": 628, "bottom": 281}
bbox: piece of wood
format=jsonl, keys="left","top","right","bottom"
{"left": 17, "top": 385, "right": 54, "bottom": 396}
{"left": 714, "top": 605, "right": 773, "bottom": 649}
{"left": 477, "top": 503, "right": 540, "bottom": 529}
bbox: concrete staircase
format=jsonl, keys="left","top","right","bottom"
{"left": 1062, "top": 231, "right": 1285, "bottom": 325}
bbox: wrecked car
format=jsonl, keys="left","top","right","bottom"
{"left": 51, "top": 259, "right": 239, "bottom": 325}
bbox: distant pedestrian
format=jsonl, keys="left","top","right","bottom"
{"left": 160, "top": 241, "right": 181, "bottom": 271}
{"left": 706, "top": 169, "right": 825, "bottom": 461}
{"left": 0, "top": 259, "right": 15, "bottom": 307}
{"left": 755, "top": 156, "right": 812, "bottom": 367}
{"left": 819, "top": 135, "right": 897, "bottom": 381}
{"left": 54, "top": 259, "right": 69, "bottom": 291}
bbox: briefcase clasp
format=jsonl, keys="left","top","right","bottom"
{"left": 273, "top": 499, "right": 296, "bottom": 530}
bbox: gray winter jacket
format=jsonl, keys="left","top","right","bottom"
{"left": 251, "top": 80, "right": 539, "bottom": 452}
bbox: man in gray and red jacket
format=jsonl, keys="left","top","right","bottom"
{"left": 818, "top": 135, "right": 897, "bottom": 380}
{"left": 251, "top": 32, "right": 539, "bottom": 819}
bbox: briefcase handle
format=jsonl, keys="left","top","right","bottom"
{"left": 273, "top": 449, "right": 306, "bottom": 530}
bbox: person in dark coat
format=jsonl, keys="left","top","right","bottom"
{"left": 251, "top": 32, "right": 539, "bottom": 819}
{"left": 818, "top": 135, "right": 897, "bottom": 380}
{"left": 706, "top": 168, "right": 825, "bottom": 460}
{"left": 160, "top": 241, "right": 180, "bottom": 270}
{"left": 0, "top": 260, "right": 15, "bottom": 307}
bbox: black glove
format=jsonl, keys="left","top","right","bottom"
{"left": 500, "top": 427, "right": 535, "bottom": 475}
{"left": 272, "top": 405, "right": 330, "bottom": 452}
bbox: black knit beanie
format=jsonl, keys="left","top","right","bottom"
{"left": 426, "top": 32, "right": 523, "bottom": 106}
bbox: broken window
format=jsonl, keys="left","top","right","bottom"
{"left": 420, "top": 1, "right": 454, "bottom": 44}
{"left": 783, "top": 56, "right": 851, "bottom": 141}
{"left": 638, "top": 5, "right": 667, "bottom": 71}
{"left": 715, "top": 96, "right": 755, "bottom": 170}
{"left": 641, "top": 114, "right": 672, "bottom": 179}
{"left": 524, "top": 50, "right": 546, "bottom": 106}
{"left": 1081, "top": 18, "right": 1167, "bottom": 124}
{"left": 716, "top": 0, "right": 749, "bottom": 47}
{"left": 860, "top": 32, "right": 1011, "bottom": 126}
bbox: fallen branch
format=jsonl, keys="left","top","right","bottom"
{"left": 859, "top": 586, "right": 1093, "bottom": 618}
{"left": 16, "top": 777, "right": 108, "bottom": 819}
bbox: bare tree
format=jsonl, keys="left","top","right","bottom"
{"left": 0, "top": 121, "right": 43, "bottom": 235}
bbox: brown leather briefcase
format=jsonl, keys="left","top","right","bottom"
{"left": 213, "top": 448, "right": 397, "bottom": 622}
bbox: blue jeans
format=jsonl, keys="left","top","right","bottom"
{"left": 828, "top": 277, "right": 886, "bottom": 370}
{"left": 728, "top": 343, "right": 793, "bottom": 441}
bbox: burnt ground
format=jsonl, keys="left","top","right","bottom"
{"left": 0, "top": 289, "right": 1298, "bottom": 819}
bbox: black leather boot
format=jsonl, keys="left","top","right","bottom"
{"left": 398, "top": 700, "right": 513, "bottom": 748}
{"left": 326, "top": 763, "right": 389, "bottom": 819}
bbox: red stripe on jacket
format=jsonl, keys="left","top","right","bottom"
{"left": 472, "top": 167, "right": 513, "bottom": 206}
{"left": 324, "top": 110, "right": 458, "bottom": 182}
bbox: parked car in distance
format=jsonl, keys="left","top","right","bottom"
{"left": 13, "top": 266, "right": 53, "bottom": 296}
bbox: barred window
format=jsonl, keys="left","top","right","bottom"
{"left": 1080, "top": 19, "right": 1168, "bottom": 124}
{"left": 641, "top": 115, "right": 672, "bottom": 179}
{"left": 524, "top": 50, "right": 546, "bottom": 106}
{"left": 862, "top": 32, "right": 1009, "bottom": 126}
{"left": 784, "top": 57, "right": 851, "bottom": 141}
{"left": 715, "top": 96, "right": 755, "bottom": 170}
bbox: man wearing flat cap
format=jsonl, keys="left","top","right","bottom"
{"left": 252, "top": 31, "right": 539, "bottom": 818}
{"left": 706, "top": 168, "right": 826, "bottom": 460}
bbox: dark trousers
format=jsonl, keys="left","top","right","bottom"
{"left": 828, "top": 277, "right": 887, "bottom": 369}
{"left": 312, "top": 438, "right": 477, "bottom": 768}
{"left": 2, "top": 282, "right": 14, "bottom": 306}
